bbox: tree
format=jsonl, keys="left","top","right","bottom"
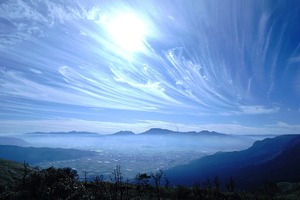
{"left": 225, "top": 177, "right": 235, "bottom": 192}
{"left": 135, "top": 173, "right": 151, "bottom": 199}
{"left": 21, "top": 161, "right": 30, "bottom": 190}
{"left": 110, "top": 165, "right": 124, "bottom": 200}
{"left": 151, "top": 169, "right": 163, "bottom": 200}
{"left": 136, "top": 173, "right": 151, "bottom": 186}
{"left": 112, "top": 165, "right": 122, "bottom": 188}
{"left": 213, "top": 176, "right": 220, "bottom": 192}
{"left": 204, "top": 177, "right": 212, "bottom": 190}
{"left": 83, "top": 170, "right": 88, "bottom": 184}
{"left": 20, "top": 167, "right": 88, "bottom": 200}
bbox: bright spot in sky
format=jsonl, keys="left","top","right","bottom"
{"left": 106, "top": 13, "right": 147, "bottom": 52}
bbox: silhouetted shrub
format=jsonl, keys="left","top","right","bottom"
{"left": 19, "top": 167, "right": 89, "bottom": 200}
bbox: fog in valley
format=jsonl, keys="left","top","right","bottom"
{"left": 15, "top": 131, "right": 257, "bottom": 180}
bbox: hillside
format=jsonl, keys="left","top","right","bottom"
{"left": 0, "top": 145, "right": 98, "bottom": 164}
{"left": 166, "top": 134, "right": 300, "bottom": 188}
{"left": 0, "top": 159, "right": 30, "bottom": 191}
{"left": 0, "top": 136, "right": 30, "bottom": 146}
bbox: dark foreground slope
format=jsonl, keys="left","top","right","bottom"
{"left": 0, "top": 159, "right": 30, "bottom": 191}
{"left": 1, "top": 160, "right": 300, "bottom": 200}
{"left": 166, "top": 134, "right": 300, "bottom": 188}
{"left": 0, "top": 145, "right": 97, "bottom": 164}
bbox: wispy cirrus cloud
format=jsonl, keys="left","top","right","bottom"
{"left": 238, "top": 105, "right": 280, "bottom": 115}
{"left": 0, "top": 0, "right": 101, "bottom": 47}
{"left": 1, "top": 0, "right": 299, "bottom": 134}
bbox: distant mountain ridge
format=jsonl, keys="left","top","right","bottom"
{"left": 140, "top": 128, "right": 228, "bottom": 136}
{"left": 24, "top": 128, "right": 228, "bottom": 136}
{"left": 26, "top": 131, "right": 99, "bottom": 135}
{"left": 166, "top": 134, "right": 300, "bottom": 188}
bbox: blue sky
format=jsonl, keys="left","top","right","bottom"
{"left": 0, "top": 0, "right": 300, "bottom": 135}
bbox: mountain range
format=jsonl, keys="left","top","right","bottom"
{"left": 26, "top": 131, "right": 99, "bottom": 135}
{"left": 166, "top": 134, "right": 300, "bottom": 188}
{"left": 24, "top": 128, "right": 231, "bottom": 137}
{"left": 139, "top": 128, "right": 227, "bottom": 136}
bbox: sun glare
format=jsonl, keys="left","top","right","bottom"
{"left": 106, "top": 13, "right": 147, "bottom": 52}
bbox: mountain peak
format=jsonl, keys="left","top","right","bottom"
{"left": 112, "top": 131, "right": 135, "bottom": 136}
{"left": 140, "top": 128, "right": 177, "bottom": 135}
{"left": 140, "top": 128, "right": 226, "bottom": 136}
{"left": 198, "top": 130, "right": 227, "bottom": 136}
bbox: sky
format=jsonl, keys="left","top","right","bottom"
{"left": 0, "top": 0, "right": 300, "bottom": 135}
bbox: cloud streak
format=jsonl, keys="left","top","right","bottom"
{"left": 0, "top": 0, "right": 300, "bottom": 134}
{"left": 239, "top": 105, "right": 280, "bottom": 115}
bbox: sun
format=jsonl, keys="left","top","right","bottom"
{"left": 106, "top": 13, "right": 148, "bottom": 52}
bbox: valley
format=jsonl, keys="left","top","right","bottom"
{"left": 2, "top": 129, "right": 257, "bottom": 181}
